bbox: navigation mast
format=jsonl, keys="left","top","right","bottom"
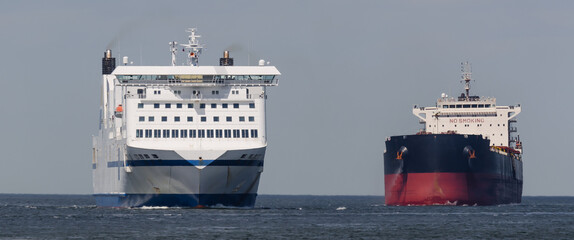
{"left": 169, "top": 41, "right": 178, "bottom": 66}
{"left": 180, "top": 28, "right": 203, "bottom": 66}
{"left": 461, "top": 61, "right": 472, "bottom": 101}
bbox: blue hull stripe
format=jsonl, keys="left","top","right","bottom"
{"left": 94, "top": 193, "right": 257, "bottom": 208}
{"left": 104, "top": 159, "right": 263, "bottom": 168}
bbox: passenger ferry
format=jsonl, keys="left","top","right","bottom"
{"left": 92, "top": 28, "right": 280, "bottom": 207}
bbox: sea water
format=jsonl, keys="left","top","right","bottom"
{"left": 0, "top": 195, "right": 573, "bottom": 239}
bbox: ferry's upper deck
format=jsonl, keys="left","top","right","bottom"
{"left": 112, "top": 65, "right": 280, "bottom": 86}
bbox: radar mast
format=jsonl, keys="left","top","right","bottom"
{"left": 461, "top": 61, "right": 472, "bottom": 101}
{"left": 180, "top": 28, "right": 203, "bottom": 66}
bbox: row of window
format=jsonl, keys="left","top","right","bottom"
{"left": 135, "top": 129, "right": 259, "bottom": 139}
{"left": 441, "top": 104, "right": 493, "bottom": 109}
{"left": 429, "top": 123, "right": 506, "bottom": 128}
{"left": 138, "top": 116, "right": 255, "bottom": 122}
{"left": 118, "top": 74, "right": 275, "bottom": 81}
{"left": 137, "top": 103, "right": 255, "bottom": 109}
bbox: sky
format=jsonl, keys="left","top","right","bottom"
{"left": 0, "top": 1, "right": 572, "bottom": 196}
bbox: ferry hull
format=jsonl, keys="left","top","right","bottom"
{"left": 384, "top": 134, "right": 522, "bottom": 206}
{"left": 92, "top": 146, "right": 265, "bottom": 208}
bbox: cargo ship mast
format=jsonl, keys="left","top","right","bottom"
{"left": 461, "top": 61, "right": 472, "bottom": 101}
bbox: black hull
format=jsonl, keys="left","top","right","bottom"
{"left": 384, "top": 134, "right": 523, "bottom": 205}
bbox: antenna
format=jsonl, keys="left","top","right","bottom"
{"left": 461, "top": 61, "right": 472, "bottom": 101}
{"left": 169, "top": 41, "right": 178, "bottom": 66}
{"left": 180, "top": 28, "right": 203, "bottom": 66}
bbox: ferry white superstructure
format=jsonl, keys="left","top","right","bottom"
{"left": 92, "top": 29, "right": 280, "bottom": 207}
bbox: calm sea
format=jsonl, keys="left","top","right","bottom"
{"left": 0, "top": 195, "right": 573, "bottom": 239}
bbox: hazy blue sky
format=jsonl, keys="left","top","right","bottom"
{"left": 0, "top": 1, "right": 572, "bottom": 196}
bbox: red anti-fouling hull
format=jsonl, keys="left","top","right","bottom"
{"left": 384, "top": 172, "right": 522, "bottom": 205}
{"left": 384, "top": 134, "right": 523, "bottom": 206}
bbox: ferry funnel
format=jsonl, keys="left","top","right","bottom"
{"left": 219, "top": 51, "right": 234, "bottom": 66}
{"left": 102, "top": 49, "right": 116, "bottom": 74}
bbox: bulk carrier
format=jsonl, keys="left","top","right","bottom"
{"left": 92, "top": 29, "right": 280, "bottom": 207}
{"left": 384, "top": 62, "right": 523, "bottom": 206}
